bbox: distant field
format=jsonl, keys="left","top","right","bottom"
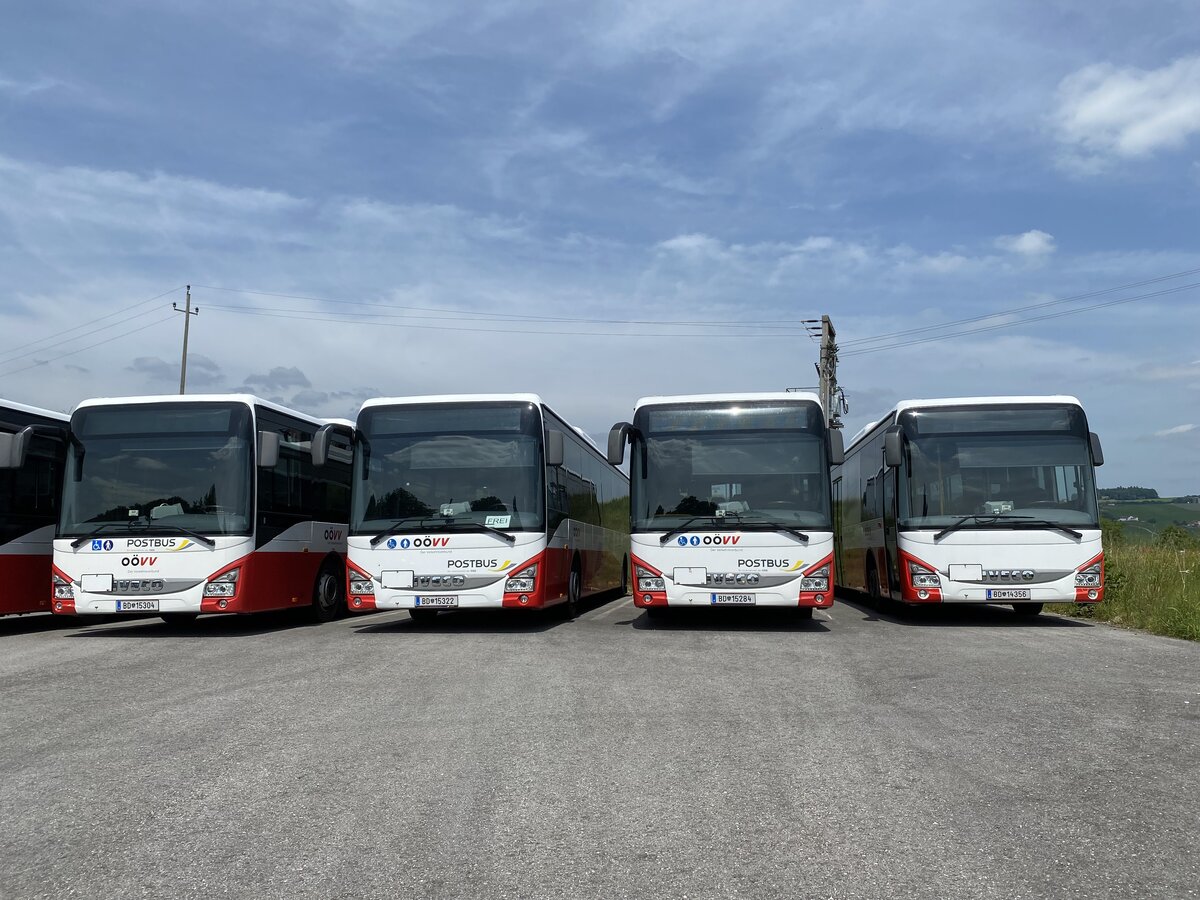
{"left": 1100, "top": 499, "right": 1200, "bottom": 543}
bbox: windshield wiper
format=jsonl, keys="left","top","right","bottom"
{"left": 370, "top": 516, "right": 435, "bottom": 547}
{"left": 68, "top": 521, "right": 217, "bottom": 549}
{"left": 370, "top": 516, "right": 517, "bottom": 546}
{"left": 434, "top": 521, "right": 517, "bottom": 545}
{"left": 657, "top": 517, "right": 719, "bottom": 545}
{"left": 731, "top": 518, "right": 811, "bottom": 544}
{"left": 934, "top": 514, "right": 1082, "bottom": 541}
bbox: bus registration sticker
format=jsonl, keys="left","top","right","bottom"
{"left": 115, "top": 599, "right": 159, "bottom": 612}
{"left": 986, "top": 589, "right": 1031, "bottom": 600}
{"left": 711, "top": 593, "right": 754, "bottom": 605}
{"left": 415, "top": 595, "right": 458, "bottom": 608}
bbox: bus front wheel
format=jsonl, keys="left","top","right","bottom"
{"left": 309, "top": 562, "right": 344, "bottom": 623}
{"left": 564, "top": 559, "right": 583, "bottom": 619}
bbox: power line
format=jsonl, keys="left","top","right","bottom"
{"left": 839, "top": 266, "right": 1200, "bottom": 349}
{"left": 0, "top": 312, "right": 178, "bottom": 379}
{"left": 841, "top": 280, "right": 1200, "bottom": 358}
{"left": 0, "top": 286, "right": 185, "bottom": 364}
{"left": 192, "top": 284, "right": 815, "bottom": 329}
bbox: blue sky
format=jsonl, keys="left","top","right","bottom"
{"left": 1, "top": 1, "right": 1198, "bottom": 493}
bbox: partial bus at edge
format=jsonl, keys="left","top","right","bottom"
{"left": 345, "top": 394, "right": 629, "bottom": 621}
{"left": 833, "top": 396, "right": 1105, "bottom": 616}
{"left": 0, "top": 401, "right": 69, "bottom": 616}
{"left": 52, "top": 394, "right": 353, "bottom": 624}
{"left": 608, "top": 392, "right": 844, "bottom": 619}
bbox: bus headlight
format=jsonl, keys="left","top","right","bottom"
{"left": 349, "top": 578, "right": 375, "bottom": 595}
{"left": 505, "top": 564, "right": 537, "bottom": 594}
{"left": 1074, "top": 562, "right": 1102, "bottom": 588}
{"left": 53, "top": 573, "right": 74, "bottom": 600}
{"left": 635, "top": 565, "right": 665, "bottom": 592}
{"left": 203, "top": 567, "right": 240, "bottom": 598}
{"left": 909, "top": 560, "right": 941, "bottom": 588}
{"left": 801, "top": 564, "right": 830, "bottom": 592}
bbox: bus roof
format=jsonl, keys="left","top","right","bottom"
{"left": 71, "top": 393, "right": 334, "bottom": 427}
{"left": 846, "top": 395, "right": 1086, "bottom": 448}
{"left": 633, "top": 391, "right": 823, "bottom": 411}
{"left": 0, "top": 398, "right": 70, "bottom": 423}
{"left": 359, "top": 393, "right": 545, "bottom": 412}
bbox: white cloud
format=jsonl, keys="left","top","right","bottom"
{"left": 1155, "top": 423, "right": 1197, "bottom": 438}
{"left": 995, "top": 230, "right": 1056, "bottom": 257}
{"left": 1054, "top": 56, "right": 1200, "bottom": 167}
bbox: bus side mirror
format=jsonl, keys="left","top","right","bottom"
{"left": 258, "top": 431, "right": 281, "bottom": 468}
{"left": 0, "top": 427, "right": 33, "bottom": 469}
{"left": 545, "top": 430, "right": 564, "bottom": 468}
{"left": 828, "top": 429, "right": 845, "bottom": 467}
{"left": 1089, "top": 432, "right": 1104, "bottom": 467}
{"left": 884, "top": 428, "right": 904, "bottom": 468}
{"left": 312, "top": 423, "right": 355, "bottom": 467}
{"left": 607, "top": 422, "right": 634, "bottom": 466}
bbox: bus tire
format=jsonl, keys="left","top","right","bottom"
{"left": 866, "top": 559, "right": 882, "bottom": 605}
{"left": 620, "top": 555, "right": 629, "bottom": 596}
{"left": 565, "top": 557, "right": 583, "bottom": 619}
{"left": 1012, "top": 603, "right": 1044, "bottom": 617}
{"left": 160, "top": 613, "right": 198, "bottom": 626}
{"left": 309, "top": 559, "right": 344, "bottom": 623}
{"left": 409, "top": 608, "right": 438, "bottom": 624}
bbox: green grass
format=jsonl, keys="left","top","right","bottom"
{"left": 1100, "top": 500, "right": 1200, "bottom": 545}
{"left": 1049, "top": 544, "right": 1200, "bottom": 641}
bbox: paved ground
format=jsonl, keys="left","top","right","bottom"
{"left": 2, "top": 596, "right": 1197, "bottom": 900}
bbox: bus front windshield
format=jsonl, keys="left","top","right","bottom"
{"left": 898, "top": 405, "right": 1099, "bottom": 528}
{"left": 352, "top": 403, "right": 545, "bottom": 535}
{"left": 60, "top": 403, "right": 254, "bottom": 538}
{"left": 631, "top": 403, "right": 831, "bottom": 531}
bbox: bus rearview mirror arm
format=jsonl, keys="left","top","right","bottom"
{"left": 258, "top": 431, "right": 281, "bottom": 468}
{"left": 1089, "top": 432, "right": 1104, "bottom": 467}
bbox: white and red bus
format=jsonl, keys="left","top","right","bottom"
{"left": 0, "top": 400, "right": 69, "bottom": 616}
{"left": 607, "top": 392, "right": 844, "bottom": 619}
{"left": 52, "top": 395, "right": 353, "bottom": 624}
{"left": 346, "top": 394, "right": 628, "bottom": 621}
{"left": 833, "top": 396, "right": 1105, "bottom": 616}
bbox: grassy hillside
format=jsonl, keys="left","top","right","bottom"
{"left": 1100, "top": 499, "right": 1200, "bottom": 544}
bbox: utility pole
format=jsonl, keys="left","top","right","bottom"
{"left": 172, "top": 285, "right": 199, "bottom": 394}
{"left": 802, "top": 315, "right": 846, "bottom": 428}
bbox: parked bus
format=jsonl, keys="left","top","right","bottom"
{"left": 607, "top": 392, "right": 844, "bottom": 618}
{"left": 346, "top": 394, "right": 628, "bottom": 621}
{"left": 833, "top": 396, "right": 1105, "bottom": 616}
{"left": 52, "top": 395, "right": 353, "bottom": 624}
{"left": 0, "top": 400, "right": 69, "bottom": 616}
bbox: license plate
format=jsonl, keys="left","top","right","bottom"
{"left": 711, "top": 593, "right": 755, "bottom": 605}
{"left": 415, "top": 595, "right": 458, "bottom": 608}
{"left": 115, "top": 599, "right": 159, "bottom": 612}
{"left": 986, "top": 588, "right": 1031, "bottom": 600}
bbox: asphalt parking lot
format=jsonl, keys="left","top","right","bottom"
{"left": 2, "top": 596, "right": 1197, "bottom": 899}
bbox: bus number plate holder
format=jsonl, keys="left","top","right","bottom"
{"left": 415, "top": 595, "right": 458, "bottom": 608}
{"left": 711, "top": 593, "right": 754, "bottom": 605}
{"left": 986, "top": 589, "right": 1031, "bottom": 600}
